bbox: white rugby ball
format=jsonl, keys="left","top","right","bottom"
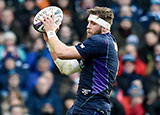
{"left": 33, "top": 6, "right": 63, "bottom": 33}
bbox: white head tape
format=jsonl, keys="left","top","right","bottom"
{"left": 88, "top": 14, "right": 111, "bottom": 30}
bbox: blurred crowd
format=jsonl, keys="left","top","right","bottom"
{"left": 0, "top": 0, "right": 159, "bottom": 115}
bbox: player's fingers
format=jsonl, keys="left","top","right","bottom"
{"left": 47, "top": 15, "right": 53, "bottom": 23}
{"left": 51, "top": 11, "right": 55, "bottom": 22}
{"left": 42, "top": 14, "right": 50, "bottom": 23}
{"left": 38, "top": 17, "right": 45, "bottom": 24}
{"left": 46, "top": 13, "right": 52, "bottom": 23}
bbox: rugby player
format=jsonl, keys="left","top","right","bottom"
{"left": 40, "top": 6, "right": 119, "bottom": 115}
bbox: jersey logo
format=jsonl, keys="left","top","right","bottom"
{"left": 82, "top": 88, "right": 91, "bottom": 95}
{"left": 79, "top": 59, "right": 85, "bottom": 69}
{"left": 113, "top": 42, "right": 118, "bottom": 52}
{"left": 80, "top": 44, "right": 85, "bottom": 48}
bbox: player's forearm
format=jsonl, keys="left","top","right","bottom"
{"left": 46, "top": 42, "right": 57, "bottom": 60}
{"left": 43, "top": 33, "right": 57, "bottom": 60}
{"left": 40, "top": 12, "right": 81, "bottom": 59}
{"left": 48, "top": 35, "right": 68, "bottom": 57}
{"left": 47, "top": 31, "right": 78, "bottom": 59}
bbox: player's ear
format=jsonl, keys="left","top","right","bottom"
{"left": 102, "top": 27, "right": 107, "bottom": 33}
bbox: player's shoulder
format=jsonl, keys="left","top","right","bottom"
{"left": 105, "top": 32, "right": 117, "bottom": 43}
{"left": 88, "top": 34, "right": 106, "bottom": 43}
{"left": 90, "top": 34, "right": 105, "bottom": 39}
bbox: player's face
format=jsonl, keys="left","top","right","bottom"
{"left": 87, "top": 20, "right": 102, "bottom": 38}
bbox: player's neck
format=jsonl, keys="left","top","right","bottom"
{"left": 102, "top": 29, "right": 110, "bottom": 34}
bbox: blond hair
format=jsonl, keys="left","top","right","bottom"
{"left": 87, "top": 6, "right": 114, "bottom": 25}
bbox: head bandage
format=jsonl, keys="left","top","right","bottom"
{"left": 88, "top": 14, "right": 111, "bottom": 30}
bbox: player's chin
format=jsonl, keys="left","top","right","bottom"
{"left": 87, "top": 33, "right": 92, "bottom": 38}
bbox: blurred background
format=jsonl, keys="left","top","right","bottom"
{"left": 0, "top": 0, "right": 159, "bottom": 115}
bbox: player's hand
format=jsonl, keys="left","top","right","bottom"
{"left": 42, "top": 28, "right": 59, "bottom": 42}
{"left": 39, "top": 12, "right": 60, "bottom": 32}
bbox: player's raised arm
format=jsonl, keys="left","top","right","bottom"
{"left": 39, "top": 12, "right": 82, "bottom": 60}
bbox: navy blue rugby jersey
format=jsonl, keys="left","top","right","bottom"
{"left": 75, "top": 32, "right": 119, "bottom": 111}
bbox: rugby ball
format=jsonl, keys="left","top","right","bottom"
{"left": 33, "top": 6, "right": 63, "bottom": 33}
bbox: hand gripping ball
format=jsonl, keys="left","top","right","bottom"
{"left": 33, "top": 6, "right": 63, "bottom": 33}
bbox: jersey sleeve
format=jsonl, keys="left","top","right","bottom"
{"left": 75, "top": 35, "right": 105, "bottom": 59}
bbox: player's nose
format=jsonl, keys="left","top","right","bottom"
{"left": 87, "top": 23, "right": 91, "bottom": 29}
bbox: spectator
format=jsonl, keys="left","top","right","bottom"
{"left": 26, "top": 76, "right": 63, "bottom": 115}
{"left": 7, "top": 73, "right": 22, "bottom": 90}
{"left": 25, "top": 57, "right": 51, "bottom": 92}
{"left": 146, "top": 87, "right": 160, "bottom": 115}
{"left": 0, "top": 31, "right": 26, "bottom": 63}
{"left": 118, "top": 5, "right": 133, "bottom": 19}
{"left": 110, "top": 88, "right": 125, "bottom": 115}
{"left": 143, "top": 55, "right": 160, "bottom": 103}
{"left": 154, "top": 44, "right": 160, "bottom": 56}
{"left": 139, "top": 0, "right": 160, "bottom": 29}
{"left": 10, "top": 105, "right": 26, "bottom": 115}
{"left": 138, "top": 30, "right": 159, "bottom": 61}
{"left": 74, "top": 0, "right": 95, "bottom": 40}
{"left": 26, "top": 37, "right": 54, "bottom": 72}
{"left": 111, "top": 0, "right": 143, "bottom": 21}
{"left": 62, "top": 9, "right": 75, "bottom": 29}
{"left": 127, "top": 80, "right": 145, "bottom": 115}
{"left": 133, "top": 0, "right": 150, "bottom": 13}
{"left": 112, "top": 16, "right": 142, "bottom": 50}
{"left": 42, "top": 71, "right": 55, "bottom": 89}
{"left": 23, "top": 24, "right": 41, "bottom": 51}
{"left": 0, "top": 57, "right": 28, "bottom": 91}
{"left": 138, "top": 30, "right": 159, "bottom": 74}
{"left": 58, "top": 25, "right": 78, "bottom": 45}
{"left": 57, "top": 0, "right": 74, "bottom": 11}
{"left": 63, "top": 92, "right": 76, "bottom": 114}
{"left": 0, "top": 0, "right": 6, "bottom": 21}
{"left": 126, "top": 34, "right": 139, "bottom": 48}
{"left": 117, "top": 54, "right": 142, "bottom": 96}
{"left": 0, "top": 8, "right": 24, "bottom": 44}
{"left": 118, "top": 44, "right": 147, "bottom": 77}
{"left": 1, "top": 89, "right": 27, "bottom": 115}
{"left": 0, "top": 73, "right": 28, "bottom": 100}
{"left": 148, "top": 21, "right": 160, "bottom": 37}
{"left": 15, "top": 0, "right": 40, "bottom": 35}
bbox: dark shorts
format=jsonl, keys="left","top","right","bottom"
{"left": 66, "top": 104, "right": 111, "bottom": 115}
